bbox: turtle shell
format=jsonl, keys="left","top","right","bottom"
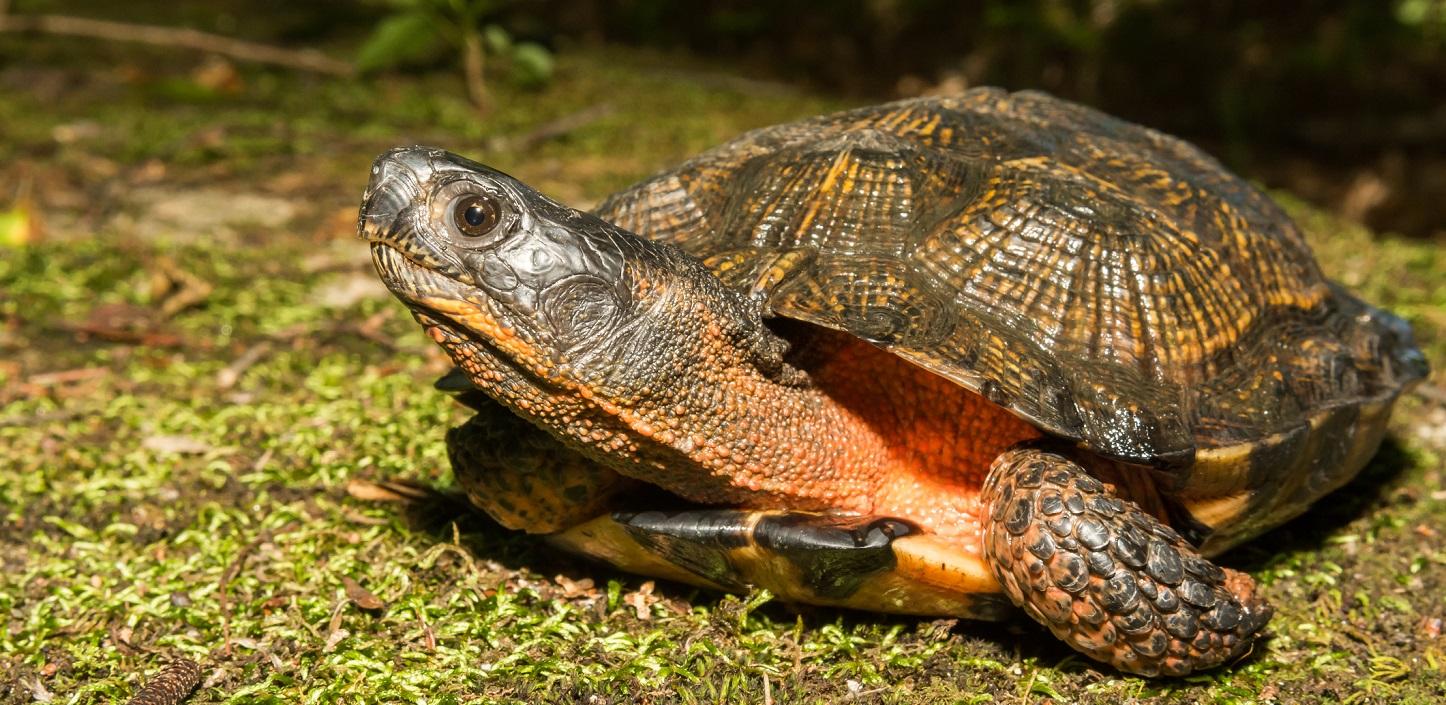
{"left": 594, "top": 89, "right": 1427, "bottom": 544}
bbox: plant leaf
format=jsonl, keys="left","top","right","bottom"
{"left": 510, "top": 42, "right": 554, "bottom": 87}
{"left": 482, "top": 23, "right": 512, "bottom": 55}
{"left": 0, "top": 206, "right": 37, "bottom": 247}
{"left": 356, "top": 11, "right": 449, "bottom": 73}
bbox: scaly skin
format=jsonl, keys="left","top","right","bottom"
{"left": 445, "top": 393, "right": 637, "bottom": 533}
{"left": 982, "top": 444, "right": 1273, "bottom": 676}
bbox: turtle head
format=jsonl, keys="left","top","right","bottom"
{"left": 359, "top": 147, "right": 787, "bottom": 414}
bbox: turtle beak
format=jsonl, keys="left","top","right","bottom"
{"left": 358, "top": 146, "right": 442, "bottom": 244}
{"left": 358, "top": 147, "right": 470, "bottom": 287}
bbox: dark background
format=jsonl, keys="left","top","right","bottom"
{"left": 539, "top": 0, "right": 1446, "bottom": 240}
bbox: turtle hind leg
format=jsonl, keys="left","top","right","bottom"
{"left": 982, "top": 444, "right": 1273, "bottom": 677}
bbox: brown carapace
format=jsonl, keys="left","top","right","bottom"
{"left": 359, "top": 88, "right": 1427, "bottom": 676}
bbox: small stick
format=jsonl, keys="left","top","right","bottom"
{"left": 0, "top": 407, "right": 88, "bottom": 428}
{"left": 489, "top": 103, "right": 615, "bottom": 152}
{"left": 25, "top": 366, "right": 109, "bottom": 387}
{"left": 216, "top": 341, "right": 273, "bottom": 390}
{"left": 516, "top": 103, "right": 614, "bottom": 151}
{"left": 0, "top": 14, "right": 353, "bottom": 76}
{"left": 461, "top": 28, "right": 488, "bottom": 113}
{"left": 125, "top": 659, "right": 201, "bottom": 705}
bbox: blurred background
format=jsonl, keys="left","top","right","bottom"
{"left": 2, "top": 0, "right": 1444, "bottom": 245}
{"left": 563, "top": 0, "right": 1446, "bottom": 241}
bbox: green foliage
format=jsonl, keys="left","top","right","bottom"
{"left": 0, "top": 206, "right": 35, "bottom": 248}
{"left": 356, "top": 0, "right": 555, "bottom": 109}
{"left": 508, "top": 41, "right": 554, "bottom": 88}
{"left": 355, "top": 10, "right": 449, "bottom": 72}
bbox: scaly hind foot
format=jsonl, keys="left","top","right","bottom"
{"left": 982, "top": 444, "right": 1272, "bottom": 676}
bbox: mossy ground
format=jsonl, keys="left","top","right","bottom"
{"left": 2, "top": 25, "right": 1445, "bottom": 705}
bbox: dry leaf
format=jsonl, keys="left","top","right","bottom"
{"left": 343, "top": 576, "right": 385, "bottom": 610}
{"left": 312, "top": 206, "right": 363, "bottom": 241}
{"left": 624, "top": 581, "right": 656, "bottom": 620}
{"left": 22, "top": 676, "right": 53, "bottom": 703}
{"left": 322, "top": 627, "right": 349, "bottom": 653}
{"left": 133, "top": 159, "right": 167, "bottom": 184}
{"left": 66, "top": 303, "right": 183, "bottom": 347}
{"left": 51, "top": 120, "right": 102, "bottom": 144}
{"left": 142, "top": 435, "right": 213, "bottom": 455}
{"left": 555, "top": 574, "right": 597, "bottom": 599}
{"left": 150, "top": 257, "right": 214, "bottom": 319}
{"left": 191, "top": 56, "right": 243, "bottom": 93}
{"left": 345, "top": 478, "right": 434, "bottom": 503}
{"left": 1420, "top": 616, "right": 1442, "bottom": 640}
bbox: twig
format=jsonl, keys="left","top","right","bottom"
{"left": 346, "top": 478, "right": 450, "bottom": 504}
{"left": 216, "top": 341, "right": 273, "bottom": 390}
{"left": 0, "top": 14, "right": 353, "bottom": 76}
{"left": 461, "top": 29, "right": 488, "bottom": 113}
{"left": 125, "top": 659, "right": 201, "bottom": 705}
{"left": 487, "top": 103, "right": 615, "bottom": 152}
{"left": 518, "top": 103, "right": 614, "bottom": 151}
{"left": 56, "top": 320, "right": 187, "bottom": 348}
{"left": 263, "top": 317, "right": 402, "bottom": 352}
{"left": 152, "top": 257, "right": 215, "bottom": 319}
{"left": 25, "top": 367, "right": 109, "bottom": 387}
{"left": 0, "top": 407, "right": 89, "bottom": 428}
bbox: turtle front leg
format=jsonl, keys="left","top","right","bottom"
{"left": 446, "top": 394, "right": 639, "bottom": 533}
{"left": 549, "top": 509, "right": 1015, "bottom": 620}
{"left": 981, "top": 444, "right": 1273, "bottom": 676}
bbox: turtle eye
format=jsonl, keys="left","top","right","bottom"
{"left": 451, "top": 195, "right": 501, "bottom": 238}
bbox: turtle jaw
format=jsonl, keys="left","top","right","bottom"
{"left": 368, "top": 241, "right": 564, "bottom": 391}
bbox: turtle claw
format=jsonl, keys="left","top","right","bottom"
{"left": 983, "top": 444, "right": 1273, "bottom": 677}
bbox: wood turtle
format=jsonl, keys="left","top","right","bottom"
{"left": 358, "top": 89, "right": 1428, "bottom": 676}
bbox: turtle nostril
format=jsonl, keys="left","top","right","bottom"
{"left": 358, "top": 187, "right": 409, "bottom": 241}
{"left": 359, "top": 159, "right": 424, "bottom": 242}
{"left": 367, "top": 183, "right": 409, "bottom": 220}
